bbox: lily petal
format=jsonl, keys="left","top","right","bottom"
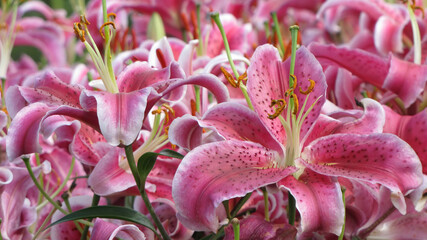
{"left": 80, "top": 88, "right": 151, "bottom": 146}
{"left": 300, "top": 133, "right": 423, "bottom": 213}
{"left": 247, "top": 44, "right": 326, "bottom": 143}
{"left": 279, "top": 170, "right": 344, "bottom": 236}
{"left": 172, "top": 140, "right": 296, "bottom": 232}
{"left": 169, "top": 102, "right": 282, "bottom": 152}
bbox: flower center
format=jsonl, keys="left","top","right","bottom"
{"left": 119, "top": 104, "right": 174, "bottom": 171}
{"left": 268, "top": 74, "right": 318, "bottom": 168}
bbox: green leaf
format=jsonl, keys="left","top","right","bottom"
{"left": 46, "top": 206, "right": 157, "bottom": 233}
{"left": 159, "top": 149, "right": 184, "bottom": 159}
{"left": 137, "top": 152, "right": 158, "bottom": 181}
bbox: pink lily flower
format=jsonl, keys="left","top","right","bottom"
{"left": 134, "top": 197, "right": 194, "bottom": 240}
{"left": 5, "top": 52, "right": 228, "bottom": 161}
{"left": 317, "top": 0, "right": 423, "bottom": 55}
{"left": 171, "top": 44, "right": 423, "bottom": 236}
{"left": 0, "top": 166, "right": 41, "bottom": 240}
{"left": 224, "top": 214, "right": 297, "bottom": 240}
{"left": 383, "top": 105, "right": 427, "bottom": 174}
{"left": 308, "top": 42, "right": 427, "bottom": 108}
{"left": 91, "top": 218, "right": 148, "bottom": 240}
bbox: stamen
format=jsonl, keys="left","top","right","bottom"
{"left": 220, "top": 67, "right": 238, "bottom": 88}
{"left": 268, "top": 99, "right": 286, "bottom": 119}
{"left": 289, "top": 74, "right": 297, "bottom": 90}
{"left": 99, "top": 21, "right": 116, "bottom": 39}
{"left": 190, "top": 10, "right": 199, "bottom": 39}
{"left": 73, "top": 22, "right": 85, "bottom": 42}
{"left": 238, "top": 71, "right": 248, "bottom": 83}
{"left": 151, "top": 104, "right": 175, "bottom": 124}
{"left": 107, "top": 13, "right": 117, "bottom": 20}
{"left": 80, "top": 15, "right": 90, "bottom": 25}
{"left": 290, "top": 93, "right": 299, "bottom": 115}
{"left": 156, "top": 49, "right": 167, "bottom": 68}
{"left": 191, "top": 99, "right": 197, "bottom": 116}
{"left": 180, "top": 12, "right": 191, "bottom": 33}
{"left": 299, "top": 79, "right": 315, "bottom": 95}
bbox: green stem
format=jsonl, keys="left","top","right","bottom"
{"left": 288, "top": 25, "right": 299, "bottom": 85}
{"left": 1, "top": 77, "right": 5, "bottom": 109}
{"left": 23, "top": 158, "right": 67, "bottom": 215}
{"left": 261, "top": 187, "right": 270, "bottom": 222}
{"left": 211, "top": 12, "right": 254, "bottom": 110}
{"left": 62, "top": 193, "right": 85, "bottom": 234}
{"left": 223, "top": 200, "right": 231, "bottom": 220}
{"left": 271, "top": 12, "right": 286, "bottom": 58}
{"left": 287, "top": 192, "right": 296, "bottom": 225}
{"left": 338, "top": 188, "right": 346, "bottom": 240}
{"left": 37, "top": 157, "right": 76, "bottom": 211}
{"left": 196, "top": 4, "right": 203, "bottom": 56}
{"left": 124, "top": 145, "right": 171, "bottom": 240}
{"left": 32, "top": 207, "right": 58, "bottom": 240}
{"left": 230, "top": 192, "right": 252, "bottom": 217}
{"left": 407, "top": 1, "right": 421, "bottom": 64}
{"left": 81, "top": 194, "right": 100, "bottom": 240}
{"left": 231, "top": 218, "right": 240, "bottom": 240}
{"left": 209, "top": 192, "right": 253, "bottom": 240}
{"left": 194, "top": 86, "right": 201, "bottom": 113}
{"left": 0, "top": 218, "right": 2, "bottom": 240}
{"left": 22, "top": 158, "right": 92, "bottom": 227}
{"left": 211, "top": 13, "right": 239, "bottom": 79}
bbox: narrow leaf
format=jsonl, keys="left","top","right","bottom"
{"left": 158, "top": 149, "right": 184, "bottom": 159}
{"left": 137, "top": 152, "right": 158, "bottom": 180}
{"left": 46, "top": 206, "right": 157, "bottom": 233}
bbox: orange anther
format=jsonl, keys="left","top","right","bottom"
{"left": 180, "top": 12, "right": 191, "bottom": 32}
{"left": 220, "top": 67, "right": 239, "bottom": 88}
{"left": 268, "top": 99, "right": 286, "bottom": 119}
{"left": 190, "top": 10, "right": 199, "bottom": 39}
{"left": 191, "top": 99, "right": 197, "bottom": 116}
{"left": 99, "top": 21, "right": 116, "bottom": 39}
{"left": 107, "top": 13, "right": 117, "bottom": 20}
{"left": 299, "top": 79, "right": 315, "bottom": 95}
{"left": 80, "top": 15, "right": 90, "bottom": 25}
{"left": 290, "top": 93, "right": 299, "bottom": 115}
{"left": 73, "top": 22, "right": 86, "bottom": 42}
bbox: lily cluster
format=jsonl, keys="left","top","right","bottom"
{"left": 1, "top": 0, "right": 427, "bottom": 239}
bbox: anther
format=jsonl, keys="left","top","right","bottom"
{"left": 238, "top": 71, "right": 248, "bottom": 83}
{"left": 268, "top": 99, "right": 286, "bottom": 119}
{"left": 220, "top": 67, "right": 239, "bottom": 88}
{"left": 289, "top": 74, "right": 297, "bottom": 90}
{"left": 190, "top": 10, "right": 199, "bottom": 39}
{"left": 73, "top": 22, "right": 86, "bottom": 42}
{"left": 299, "top": 79, "right": 315, "bottom": 95}
{"left": 191, "top": 99, "right": 197, "bottom": 116}
{"left": 290, "top": 93, "right": 299, "bottom": 115}
{"left": 151, "top": 104, "right": 175, "bottom": 124}
{"left": 99, "top": 21, "right": 116, "bottom": 39}
{"left": 107, "top": 13, "right": 117, "bottom": 20}
{"left": 180, "top": 12, "right": 191, "bottom": 32}
{"left": 80, "top": 15, "right": 90, "bottom": 25}
{"left": 156, "top": 49, "right": 167, "bottom": 68}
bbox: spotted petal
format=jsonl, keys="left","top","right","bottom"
{"left": 279, "top": 170, "right": 344, "bottom": 236}
{"left": 169, "top": 102, "right": 282, "bottom": 152}
{"left": 300, "top": 133, "right": 423, "bottom": 213}
{"left": 247, "top": 44, "right": 326, "bottom": 143}
{"left": 172, "top": 140, "right": 296, "bottom": 232}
